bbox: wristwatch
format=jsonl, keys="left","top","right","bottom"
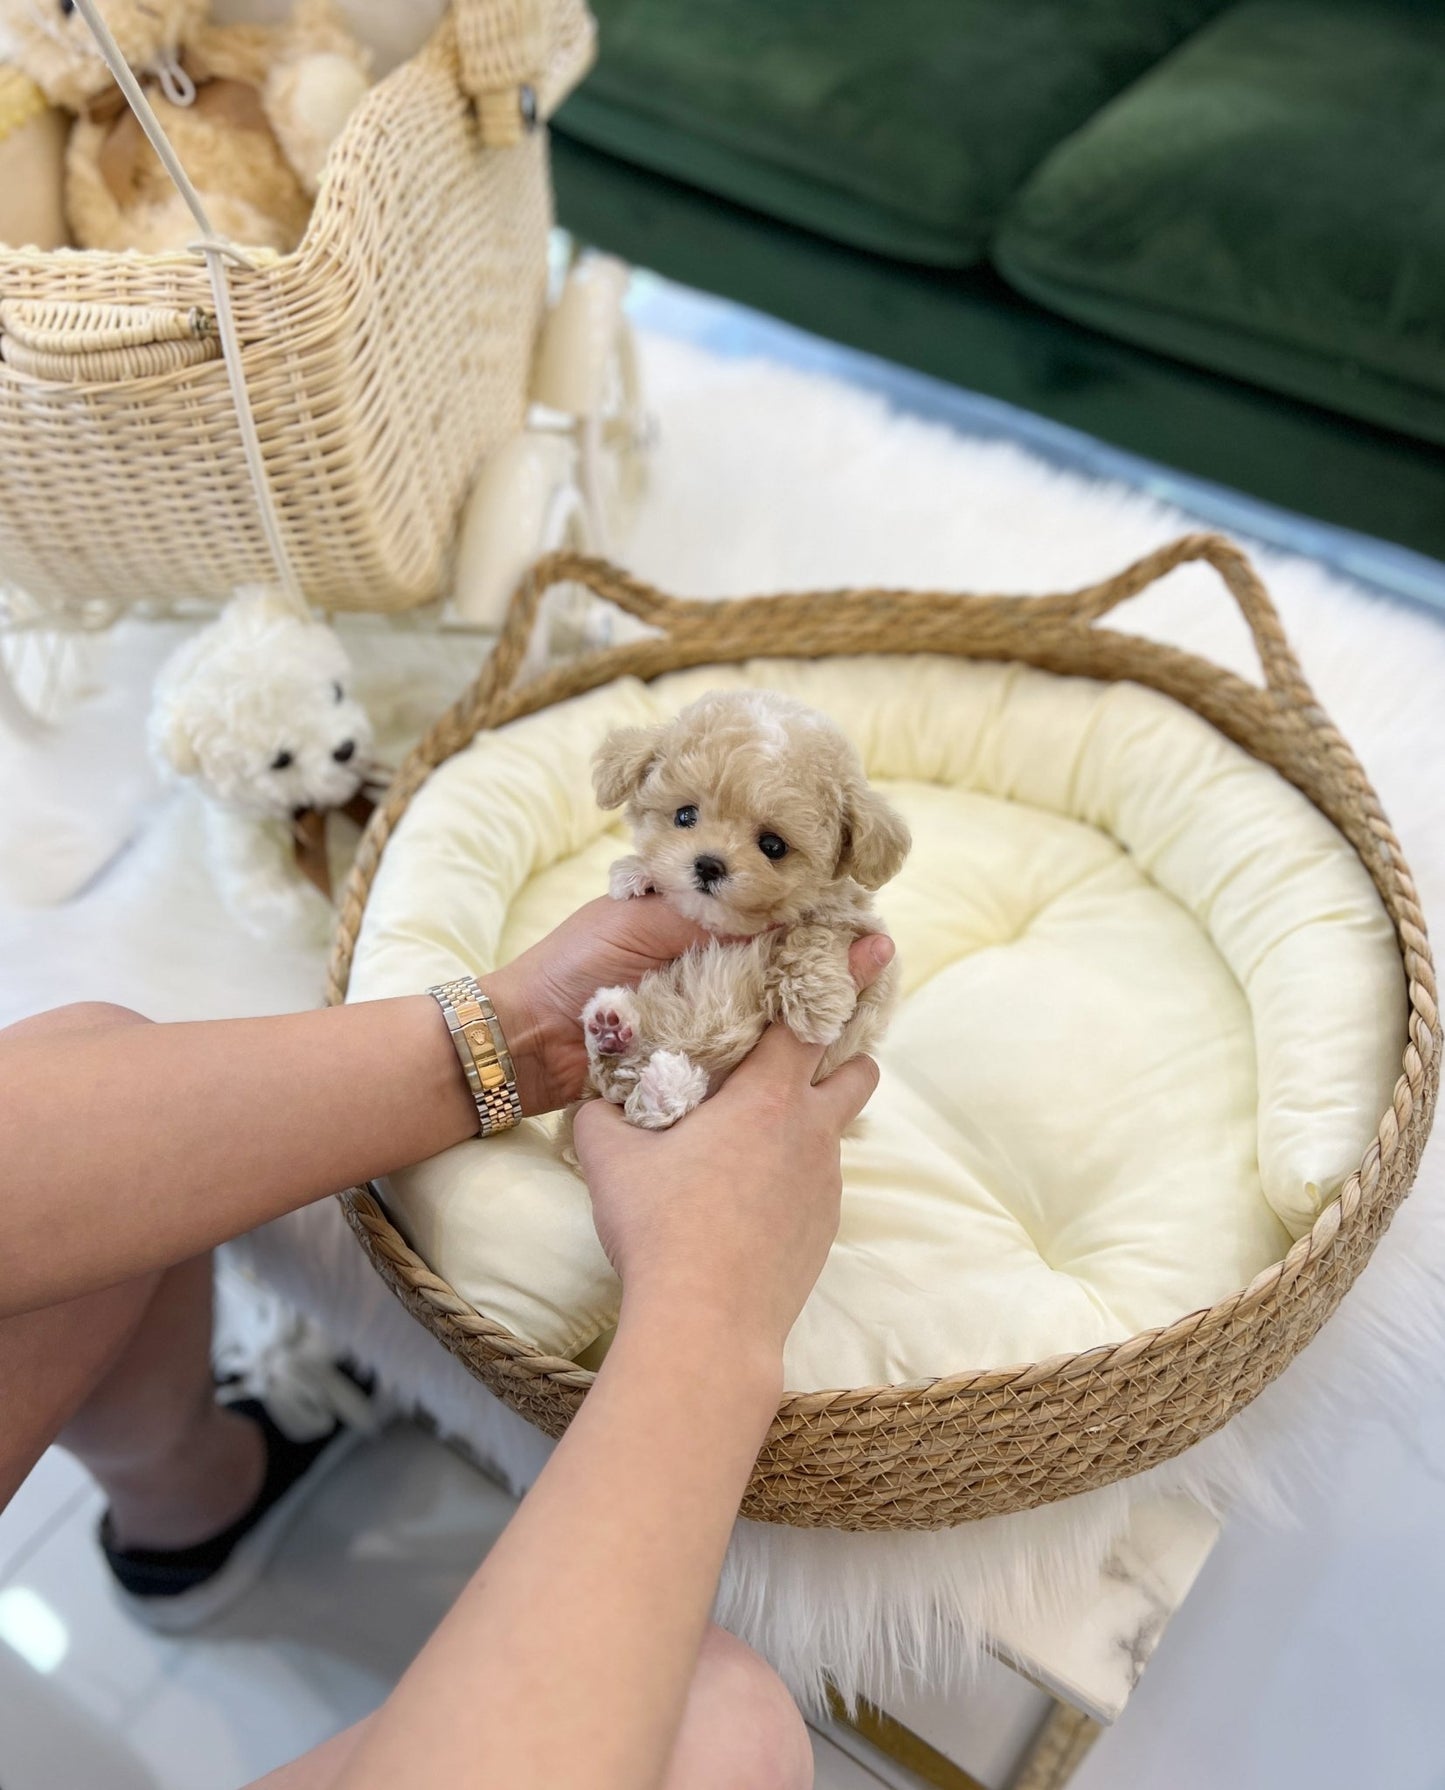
{"left": 427, "top": 974, "right": 524, "bottom": 1137}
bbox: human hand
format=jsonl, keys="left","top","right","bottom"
{"left": 486, "top": 896, "right": 714, "bottom": 1116}
{"left": 574, "top": 935, "right": 894, "bottom": 1365}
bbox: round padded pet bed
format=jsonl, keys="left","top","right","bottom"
{"left": 328, "top": 535, "right": 1438, "bottom": 1530}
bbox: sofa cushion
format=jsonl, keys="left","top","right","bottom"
{"left": 997, "top": 0, "right": 1445, "bottom": 447}
{"left": 555, "top": 0, "right": 1228, "bottom": 267}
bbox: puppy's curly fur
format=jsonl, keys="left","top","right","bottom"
{"left": 572, "top": 689, "right": 910, "bottom": 1137}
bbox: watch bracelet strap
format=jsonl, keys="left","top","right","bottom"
{"left": 427, "top": 975, "right": 524, "bottom": 1137}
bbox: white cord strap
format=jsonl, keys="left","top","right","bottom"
{"left": 71, "top": 0, "right": 310, "bottom": 617}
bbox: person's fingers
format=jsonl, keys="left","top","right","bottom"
{"left": 730, "top": 1018, "right": 828, "bottom": 1088}
{"left": 573, "top": 1093, "right": 629, "bottom": 1160}
{"left": 611, "top": 893, "right": 714, "bottom": 959}
{"left": 847, "top": 933, "right": 895, "bottom": 992}
{"left": 813, "top": 1053, "right": 881, "bottom": 1131}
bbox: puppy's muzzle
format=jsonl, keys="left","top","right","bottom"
{"left": 693, "top": 853, "right": 728, "bottom": 894}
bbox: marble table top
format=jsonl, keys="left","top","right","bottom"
{"left": 991, "top": 1494, "right": 1220, "bottom": 1724}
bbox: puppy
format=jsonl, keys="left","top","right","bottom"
{"left": 574, "top": 689, "right": 910, "bottom": 1135}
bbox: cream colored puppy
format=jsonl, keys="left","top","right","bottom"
{"left": 577, "top": 689, "right": 910, "bottom": 1132}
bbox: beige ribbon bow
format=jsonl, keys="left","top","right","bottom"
{"left": 291, "top": 786, "right": 381, "bottom": 903}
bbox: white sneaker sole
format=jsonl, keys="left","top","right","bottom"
{"left": 109, "top": 1420, "right": 370, "bottom": 1635}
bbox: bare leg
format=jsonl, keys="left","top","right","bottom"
{"left": 252, "top": 1629, "right": 811, "bottom": 1790}
{"left": 0, "top": 1003, "right": 263, "bottom": 1546}
{"left": 248, "top": 1722, "right": 367, "bottom": 1789}
{"left": 662, "top": 1627, "right": 813, "bottom": 1790}
{"left": 1, "top": 1276, "right": 156, "bottom": 1511}
{"left": 59, "top": 1253, "right": 265, "bottom": 1549}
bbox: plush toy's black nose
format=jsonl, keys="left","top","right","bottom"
{"left": 333, "top": 739, "right": 356, "bottom": 763}
{"left": 693, "top": 854, "right": 727, "bottom": 890}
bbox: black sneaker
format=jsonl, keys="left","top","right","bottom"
{"left": 99, "top": 1368, "right": 378, "bottom": 1634}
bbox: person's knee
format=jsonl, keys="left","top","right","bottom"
{"left": 2, "top": 1000, "right": 150, "bottom": 1043}
{"left": 667, "top": 1627, "right": 813, "bottom": 1790}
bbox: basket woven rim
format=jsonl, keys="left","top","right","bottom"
{"left": 327, "top": 534, "right": 1439, "bottom": 1441}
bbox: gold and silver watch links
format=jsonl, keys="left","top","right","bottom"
{"left": 427, "top": 975, "right": 524, "bottom": 1137}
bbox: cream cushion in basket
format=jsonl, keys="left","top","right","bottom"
{"left": 347, "top": 657, "right": 1406, "bottom": 1391}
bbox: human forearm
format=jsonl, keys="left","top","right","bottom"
{"left": 0, "top": 997, "right": 477, "bottom": 1314}
{"left": 319, "top": 957, "right": 888, "bottom": 1789}
{"left": 0, "top": 897, "right": 729, "bottom": 1318}
{"left": 337, "top": 1300, "right": 781, "bottom": 1790}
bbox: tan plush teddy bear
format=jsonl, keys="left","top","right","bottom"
{"left": 0, "top": 64, "right": 69, "bottom": 247}
{"left": 0, "top": 0, "right": 370, "bottom": 254}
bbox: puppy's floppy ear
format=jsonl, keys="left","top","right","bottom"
{"left": 837, "top": 778, "right": 910, "bottom": 891}
{"left": 593, "top": 724, "right": 662, "bottom": 809}
{"left": 228, "top": 584, "right": 298, "bottom": 627}
{"left": 148, "top": 699, "right": 200, "bottom": 779}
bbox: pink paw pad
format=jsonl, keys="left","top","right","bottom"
{"left": 587, "top": 1007, "right": 633, "bottom": 1056}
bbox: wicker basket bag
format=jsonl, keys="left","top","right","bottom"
{"left": 0, "top": 0, "right": 594, "bottom": 617}
{"left": 327, "top": 534, "right": 1439, "bottom": 1531}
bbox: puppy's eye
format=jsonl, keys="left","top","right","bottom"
{"left": 674, "top": 804, "right": 698, "bottom": 828}
{"left": 758, "top": 832, "right": 789, "bottom": 861}
{"left": 271, "top": 749, "right": 294, "bottom": 771}
{"left": 58, "top": 0, "right": 75, "bottom": 14}
{"left": 332, "top": 682, "right": 344, "bottom": 703}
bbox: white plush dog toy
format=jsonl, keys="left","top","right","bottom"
{"left": 149, "top": 589, "right": 375, "bottom": 937}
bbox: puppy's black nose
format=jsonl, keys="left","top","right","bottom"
{"left": 693, "top": 853, "right": 727, "bottom": 891}
{"left": 333, "top": 739, "right": 356, "bottom": 763}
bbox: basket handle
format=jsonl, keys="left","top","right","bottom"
{"left": 489, "top": 550, "right": 698, "bottom": 688}
{"left": 496, "top": 532, "right": 1316, "bottom": 710}
{"left": 1027, "top": 531, "right": 1316, "bottom": 709}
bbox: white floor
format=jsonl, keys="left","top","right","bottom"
{"left": 0, "top": 1431, "right": 904, "bottom": 1790}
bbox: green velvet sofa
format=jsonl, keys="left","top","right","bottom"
{"left": 552, "top": 0, "right": 1445, "bottom": 560}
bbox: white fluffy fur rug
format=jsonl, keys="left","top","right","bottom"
{"left": 5, "top": 327, "right": 1444, "bottom": 1713}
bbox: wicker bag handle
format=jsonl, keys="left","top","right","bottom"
{"left": 0, "top": 297, "right": 219, "bottom": 380}
{"left": 482, "top": 531, "right": 1317, "bottom": 713}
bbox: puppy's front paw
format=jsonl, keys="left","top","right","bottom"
{"left": 779, "top": 976, "right": 856, "bottom": 1048}
{"left": 608, "top": 855, "right": 655, "bottom": 901}
{"left": 770, "top": 925, "right": 860, "bottom": 1046}
{"left": 583, "top": 987, "right": 641, "bottom": 1060}
{"left": 624, "top": 1051, "right": 708, "bottom": 1129}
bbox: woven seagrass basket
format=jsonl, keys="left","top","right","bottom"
{"left": 0, "top": 0, "right": 593, "bottom": 614}
{"left": 327, "top": 534, "right": 1439, "bottom": 1530}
